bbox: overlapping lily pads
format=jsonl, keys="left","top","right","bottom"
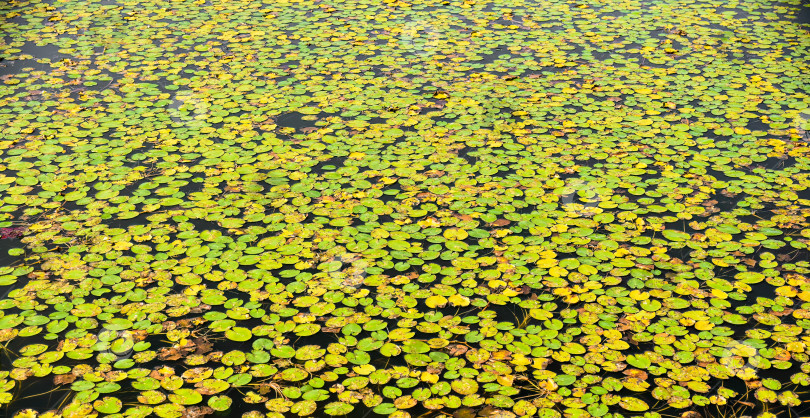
{"left": 0, "top": 0, "right": 809, "bottom": 417}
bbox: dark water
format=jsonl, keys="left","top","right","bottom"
{"left": 0, "top": 0, "right": 809, "bottom": 417}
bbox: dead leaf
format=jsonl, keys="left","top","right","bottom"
{"left": 447, "top": 344, "right": 468, "bottom": 356}
{"left": 181, "top": 406, "right": 214, "bottom": 418}
{"left": 54, "top": 374, "right": 76, "bottom": 385}
{"left": 158, "top": 347, "right": 185, "bottom": 361}
{"left": 194, "top": 337, "right": 213, "bottom": 355}
{"left": 453, "top": 407, "right": 477, "bottom": 418}
{"left": 623, "top": 368, "right": 649, "bottom": 381}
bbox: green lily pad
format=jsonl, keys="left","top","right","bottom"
{"left": 324, "top": 402, "right": 354, "bottom": 416}
{"left": 619, "top": 397, "right": 650, "bottom": 412}
{"left": 208, "top": 395, "right": 232, "bottom": 411}
{"left": 225, "top": 327, "right": 252, "bottom": 342}
{"left": 93, "top": 396, "right": 122, "bottom": 414}
{"left": 169, "top": 388, "right": 203, "bottom": 405}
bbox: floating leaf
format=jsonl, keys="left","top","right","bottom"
{"left": 619, "top": 397, "right": 650, "bottom": 412}
{"left": 169, "top": 388, "right": 203, "bottom": 405}
{"left": 225, "top": 327, "right": 252, "bottom": 342}
{"left": 93, "top": 397, "right": 122, "bottom": 414}
{"left": 208, "top": 395, "right": 232, "bottom": 412}
{"left": 324, "top": 402, "right": 353, "bottom": 416}
{"left": 662, "top": 230, "right": 691, "bottom": 242}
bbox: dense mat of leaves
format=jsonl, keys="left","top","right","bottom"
{"left": 0, "top": 0, "right": 809, "bottom": 417}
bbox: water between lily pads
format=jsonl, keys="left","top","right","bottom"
{"left": 1, "top": 0, "right": 809, "bottom": 417}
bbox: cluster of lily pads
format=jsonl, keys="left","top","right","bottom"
{"left": 0, "top": 0, "right": 809, "bottom": 417}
